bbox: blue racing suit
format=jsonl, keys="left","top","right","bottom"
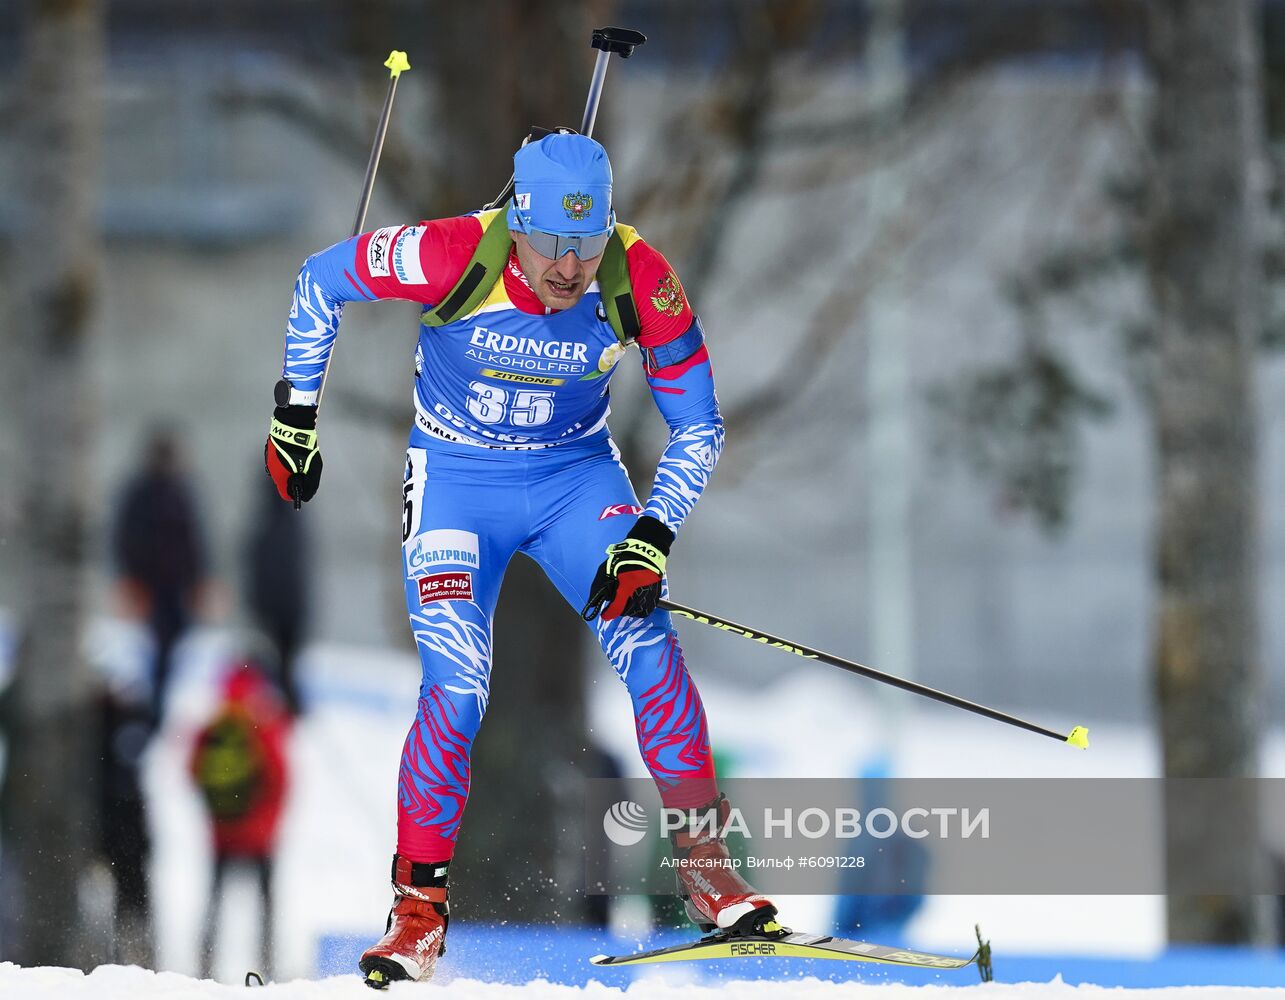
{"left": 280, "top": 209, "right": 724, "bottom": 861}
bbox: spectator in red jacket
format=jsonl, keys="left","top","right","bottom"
{"left": 189, "top": 660, "right": 290, "bottom": 980}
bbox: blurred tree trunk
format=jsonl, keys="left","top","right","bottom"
{"left": 0, "top": 0, "right": 104, "bottom": 967}
{"left": 1145, "top": 0, "right": 1272, "bottom": 944}
{"left": 420, "top": 1, "right": 608, "bottom": 923}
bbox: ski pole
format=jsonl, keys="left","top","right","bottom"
{"left": 581, "top": 27, "right": 647, "bottom": 136}
{"left": 659, "top": 598, "right": 1089, "bottom": 749}
{"left": 310, "top": 49, "right": 411, "bottom": 434}
{"left": 351, "top": 50, "right": 412, "bottom": 238}
{"left": 485, "top": 27, "right": 646, "bottom": 211}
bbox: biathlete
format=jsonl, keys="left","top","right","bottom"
{"left": 264, "top": 133, "right": 777, "bottom": 986}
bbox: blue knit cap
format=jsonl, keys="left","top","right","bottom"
{"left": 508, "top": 133, "right": 614, "bottom": 235}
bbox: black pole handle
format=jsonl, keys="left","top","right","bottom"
{"left": 592, "top": 27, "right": 647, "bottom": 58}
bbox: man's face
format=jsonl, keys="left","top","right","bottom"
{"left": 511, "top": 231, "right": 603, "bottom": 311}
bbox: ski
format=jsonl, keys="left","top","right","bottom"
{"left": 591, "top": 927, "right": 985, "bottom": 974}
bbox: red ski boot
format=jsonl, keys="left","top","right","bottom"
{"left": 359, "top": 856, "right": 449, "bottom": 988}
{"left": 670, "top": 793, "right": 779, "bottom": 935}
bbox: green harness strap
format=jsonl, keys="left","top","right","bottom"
{"left": 418, "top": 210, "right": 514, "bottom": 329}
{"left": 420, "top": 203, "right": 640, "bottom": 346}
{"left": 596, "top": 231, "right": 641, "bottom": 345}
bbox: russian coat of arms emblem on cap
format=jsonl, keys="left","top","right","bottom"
{"left": 563, "top": 192, "right": 593, "bottom": 221}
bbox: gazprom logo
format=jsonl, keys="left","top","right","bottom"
{"left": 405, "top": 529, "right": 481, "bottom": 573}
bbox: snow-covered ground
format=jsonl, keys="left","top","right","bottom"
{"left": 3, "top": 964, "right": 1284, "bottom": 999}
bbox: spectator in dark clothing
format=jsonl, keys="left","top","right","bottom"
{"left": 244, "top": 474, "right": 310, "bottom": 716}
{"left": 113, "top": 429, "right": 210, "bottom": 725}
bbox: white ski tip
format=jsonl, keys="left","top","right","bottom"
{"left": 590, "top": 954, "right": 609, "bottom": 964}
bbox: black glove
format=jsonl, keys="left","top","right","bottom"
{"left": 265, "top": 405, "right": 323, "bottom": 508}
{"left": 581, "top": 515, "right": 675, "bottom": 622}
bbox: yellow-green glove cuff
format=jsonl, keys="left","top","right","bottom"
{"left": 269, "top": 417, "right": 318, "bottom": 451}
{"left": 604, "top": 538, "right": 667, "bottom": 576}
